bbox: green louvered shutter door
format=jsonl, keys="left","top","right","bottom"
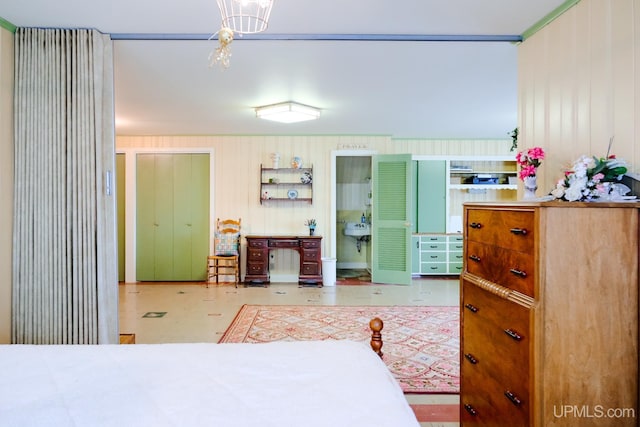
{"left": 371, "top": 154, "right": 412, "bottom": 285}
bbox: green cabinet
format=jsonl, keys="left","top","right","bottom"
{"left": 411, "top": 236, "right": 420, "bottom": 274}
{"left": 136, "top": 153, "right": 209, "bottom": 281}
{"left": 412, "top": 233, "right": 464, "bottom": 276}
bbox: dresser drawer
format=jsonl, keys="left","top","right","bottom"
{"left": 462, "top": 314, "right": 530, "bottom": 406}
{"left": 461, "top": 361, "right": 529, "bottom": 426}
{"left": 462, "top": 280, "right": 531, "bottom": 376}
{"left": 466, "top": 208, "right": 535, "bottom": 252}
{"left": 466, "top": 241, "right": 535, "bottom": 297}
{"left": 461, "top": 281, "right": 531, "bottom": 426}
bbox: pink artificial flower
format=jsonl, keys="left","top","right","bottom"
{"left": 527, "top": 147, "right": 545, "bottom": 160}
{"left": 592, "top": 173, "right": 604, "bottom": 182}
{"left": 519, "top": 164, "right": 537, "bottom": 180}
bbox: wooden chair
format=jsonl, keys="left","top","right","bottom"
{"left": 207, "top": 218, "right": 241, "bottom": 287}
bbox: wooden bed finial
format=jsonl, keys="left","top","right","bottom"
{"left": 369, "top": 317, "right": 384, "bottom": 358}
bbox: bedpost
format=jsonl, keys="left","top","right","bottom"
{"left": 369, "top": 317, "right": 383, "bottom": 358}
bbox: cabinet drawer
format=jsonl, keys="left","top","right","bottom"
{"left": 422, "top": 235, "right": 446, "bottom": 243}
{"left": 447, "top": 234, "right": 464, "bottom": 243}
{"left": 466, "top": 241, "right": 535, "bottom": 297}
{"left": 421, "top": 262, "right": 448, "bottom": 274}
{"left": 422, "top": 251, "right": 446, "bottom": 262}
{"left": 449, "top": 252, "right": 463, "bottom": 263}
{"left": 422, "top": 242, "right": 447, "bottom": 251}
{"left": 448, "top": 262, "right": 463, "bottom": 274}
{"left": 466, "top": 208, "right": 534, "bottom": 252}
{"left": 448, "top": 242, "right": 464, "bottom": 252}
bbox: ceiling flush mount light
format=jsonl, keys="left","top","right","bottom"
{"left": 209, "top": 0, "right": 274, "bottom": 69}
{"left": 255, "top": 102, "right": 321, "bottom": 124}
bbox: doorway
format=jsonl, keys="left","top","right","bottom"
{"left": 334, "top": 154, "right": 372, "bottom": 281}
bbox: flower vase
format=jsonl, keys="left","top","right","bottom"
{"left": 309, "top": 226, "right": 316, "bottom": 236}
{"left": 523, "top": 175, "right": 538, "bottom": 200}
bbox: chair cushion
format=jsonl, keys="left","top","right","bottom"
{"left": 214, "top": 232, "right": 239, "bottom": 256}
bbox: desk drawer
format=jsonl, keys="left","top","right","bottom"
{"left": 301, "top": 239, "right": 321, "bottom": 249}
{"left": 269, "top": 239, "right": 299, "bottom": 248}
{"left": 247, "top": 249, "right": 267, "bottom": 262}
{"left": 247, "top": 239, "right": 268, "bottom": 248}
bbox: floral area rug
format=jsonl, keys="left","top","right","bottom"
{"left": 219, "top": 304, "right": 460, "bottom": 393}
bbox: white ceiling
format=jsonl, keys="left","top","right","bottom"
{"left": 2, "top": 0, "right": 566, "bottom": 138}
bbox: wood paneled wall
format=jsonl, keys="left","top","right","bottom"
{"left": 117, "top": 135, "right": 512, "bottom": 282}
{"left": 518, "top": 0, "right": 640, "bottom": 194}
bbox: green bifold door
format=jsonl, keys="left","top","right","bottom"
{"left": 136, "top": 153, "right": 210, "bottom": 281}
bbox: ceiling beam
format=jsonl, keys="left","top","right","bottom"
{"left": 110, "top": 33, "right": 523, "bottom": 43}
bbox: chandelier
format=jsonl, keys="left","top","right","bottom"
{"left": 209, "top": 0, "right": 274, "bottom": 68}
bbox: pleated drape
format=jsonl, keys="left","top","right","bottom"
{"left": 12, "top": 28, "right": 118, "bottom": 344}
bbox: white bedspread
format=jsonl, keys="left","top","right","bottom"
{"left": 0, "top": 340, "right": 419, "bottom": 427}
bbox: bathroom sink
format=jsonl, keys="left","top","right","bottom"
{"left": 344, "top": 222, "right": 371, "bottom": 237}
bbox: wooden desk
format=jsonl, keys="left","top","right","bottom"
{"left": 245, "top": 235, "right": 322, "bottom": 286}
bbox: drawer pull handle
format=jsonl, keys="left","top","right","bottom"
{"left": 469, "top": 254, "right": 481, "bottom": 262}
{"left": 464, "top": 303, "right": 478, "bottom": 313}
{"left": 430, "top": 255, "right": 438, "bottom": 259}
{"left": 464, "top": 353, "right": 478, "bottom": 364}
{"left": 504, "top": 390, "right": 522, "bottom": 406}
{"left": 463, "top": 404, "right": 478, "bottom": 416}
{"left": 509, "top": 268, "right": 527, "bottom": 278}
{"left": 429, "top": 245, "right": 439, "bottom": 249}
{"left": 504, "top": 328, "right": 523, "bottom": 341}
{"left": 510, "top": 228, "right": 528, "bottom": 235}
{"left": 470, "top": 222, "right": 482, "bottom": 229}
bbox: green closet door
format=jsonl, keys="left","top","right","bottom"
{"left": 116, "top": 154, "right": 126, "bottom": 282}
{"left": 417, "top": 160, "right": 446, "bottom": 233}
{"left": 136, "top": 153, "right": 210, "bottom": 281}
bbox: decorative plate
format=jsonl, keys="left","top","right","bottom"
{"left": 287, "top": 189, "right": 298, "bottom": 199}
{"left": 300, "top": 171, "right": 312, "bottom": 184}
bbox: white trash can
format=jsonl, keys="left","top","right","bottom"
{"left": 321, "top": 257, "right": 337, "bottom": 287}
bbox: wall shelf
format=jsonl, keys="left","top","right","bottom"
{"left": 260, "top": 164, "right": 313, "bottom": 204}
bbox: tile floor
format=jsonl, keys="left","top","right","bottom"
{"left": 119, "top": 275, "right": 461, "bottom": 427}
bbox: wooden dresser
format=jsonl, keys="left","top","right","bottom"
{"left": 460, "top": 201, "right": 639, "bottom": 426}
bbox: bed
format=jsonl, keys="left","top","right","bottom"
{"left": 0, "top": 322, "right": 419, "bottom": 426}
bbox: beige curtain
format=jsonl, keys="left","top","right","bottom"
{"left": 12, "top": 28, "right": 118, "bottom": 344}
